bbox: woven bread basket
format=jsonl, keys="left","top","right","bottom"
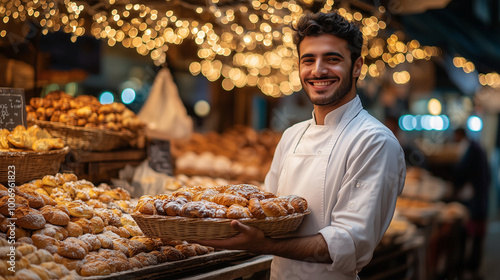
{"left": 0, "top": 146, "right": 69, "bottom": 185}
{"left": 29, "top": 120, "right": 133, "bottom": 151}
{"left": 132, "top": 210, "right": 310, "bottom": 240}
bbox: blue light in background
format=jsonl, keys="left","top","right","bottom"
{"left": 467, "top": 116, "right": 483, "bottom": 132}
{"left": 121, "top": 88, "right": 136, "bottom": 104}
{"left": 399, "top": 114, "right": 451, "bottom": 131}
{"left": 400, "top": 114, "right": 417, "bottom": 131}
{"left": 100, "top": 91, "right": 114, "bottom": 104}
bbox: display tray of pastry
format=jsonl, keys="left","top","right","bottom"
{"left": 1, "top": 172, "right": 242, "bottom": 279}
{"left": 132, "top": 184, "right": 310, "bottom": 240}
{"left": 0, "top": 125, "right": 69, "bottom": 185}
{"left": 26, "top": 90, "right": 145, "bottom": 151}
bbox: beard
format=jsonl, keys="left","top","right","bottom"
{"left": 302, "top": 66, "right": 354, "bottom": 106}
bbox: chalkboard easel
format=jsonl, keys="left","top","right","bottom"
{"left": 0, "top": 88, "right": 27, "bottom": 130}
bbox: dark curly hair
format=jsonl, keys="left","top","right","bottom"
{"left": 293, "top": 11, "right": 363, "bottom": 64}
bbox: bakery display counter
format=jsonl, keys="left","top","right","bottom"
{"left": 83, "top": 250, "right": 268, "bottom": 280}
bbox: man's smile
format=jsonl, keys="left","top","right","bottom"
{"left": 306, "top": 78, "right": 338, "bottom": 89}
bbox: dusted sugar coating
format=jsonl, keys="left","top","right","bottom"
{"left": 134, "top": 184, "right": 308, "bottom": 219}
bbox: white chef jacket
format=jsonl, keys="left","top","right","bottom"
{"left": 264, "top": 95, "right": 406, "bottom": 280}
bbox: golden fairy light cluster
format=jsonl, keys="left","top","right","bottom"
{"left": 2, "top": 0, "right": 494, "bottom": 95}
{"left": 453, "top": 56, "right": 500, "bottom": 89}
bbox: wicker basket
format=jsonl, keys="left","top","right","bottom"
{"left": 29, "top": 120, "right": 133, "bottom": 151}
{"left": 0, "top": 147, "right": 70, "bottom": 185}
{"left": 132, "top": 210, "right": 310, "bottom": 240}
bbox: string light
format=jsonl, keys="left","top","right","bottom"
{"left": 0, "top": 0, "right": 453, "bottom": 96}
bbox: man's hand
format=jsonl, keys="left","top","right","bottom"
{"left": 194, "top": 220, "right": 269, "bottom": 254}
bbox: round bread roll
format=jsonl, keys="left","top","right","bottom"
{"left": 57, "top": 238, "right": 88, "bottom": 259}
{"left": 89, "top": 216, "right": 105, "bottom": 234}
{"left": 0, "top": 195, "right": 29, "bottom": 216}
{"left": 13, "top": 206, "right": 46, "bottom": 230}
{"left": 96, "top": 234, "right": 114, "bottom": 249}
{"left": 39, "top": 205, "right": 70, "bottom": 226}
{"left": 32, "top": 234, "right": 61, "bottom": 254}
{"left": 71, "top": 218, "right": 94, "bottom": 234}
{"left": 15, "top": 189, "right": 45, "bottom": 209}
{"left": 78, "top": 233, "right": 102, "bottom": 251}
{"left": 65, "top": 221, "right": 83, "bottom": 237}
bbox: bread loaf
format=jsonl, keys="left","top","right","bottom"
{"left": 13, "top": 206, "right": 46, "bottom": 230}
{"left": 39, "top": 205, "right": 70, "bottom": 226}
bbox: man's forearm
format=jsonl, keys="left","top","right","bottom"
{"left": 256, "top": 233, "right": 332, "bottom": 264}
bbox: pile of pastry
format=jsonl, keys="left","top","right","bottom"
{"left": 26, "top": 90, "right": 144, "bottom": 134}
{"left": 0, "top": 173, "right": 214, "bottom": 278}
{"left": 0, "top": 125, "right": 64, "bottom": 152}
{"left": 171, "top": 125, "right": 282, "bottom": 182}
{"left": 135, "top": 184, "right": 308, "bottom": 219}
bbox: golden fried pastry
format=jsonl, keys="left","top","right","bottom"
{"left": 65, "top": 221, "right": 83, "bottom": 238}
{"left": 123, "top": 225, "right": 143, "bottom": 237}
{"left": 86, "top": 199, "right": 106, "bottom": 209}
{"left": 227, "top": 204, "right": 253, "bottom": 219}
{"left": 66, "top": 200, "right": 94, "bottom": 219}
{"left": 130, "top": 236, "right": 158, "bottom": 252}
{"left": 71, "top": 218, "right": 94, "bottom": 234}
{"left": 32, "top": 138, "right": 52, "bottom": 152}
{"left": 103, "top": 225, "right": 130, "bottom": 239}
{"left": 282, "top": 195, "right": 308, "bottom": 213}
{"left": 211, "top": 193, "right": 248, "bottom": 207}
{"left": 134, "top": 195, "right": 156, "bottom": 215}
{"left": 175, "top": 244, "right": 198, "bottom": 257}
{"left": 258, "top": 198, "right": 288, "bottom": 217}
{"left": 41, "top": 175, "right": 58, "bottom": 188}
{"left": 89, "top": 216, "right": 105, "bottom": 234}
{"left": 55, "top": 173, "right": 78, "bottom": 184}
{"left": 248, "top": 198, "right": 266, "bottom": 219}
{"left": 224, "top": 184, "right": 266, "bottom": 200}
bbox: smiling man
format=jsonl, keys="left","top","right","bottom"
{"left": 198, "top": 11, "right": 406, "bottom": 280}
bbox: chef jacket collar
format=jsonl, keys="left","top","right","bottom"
{"left": 311, "top": 95, "right": 360, "bottom": 127}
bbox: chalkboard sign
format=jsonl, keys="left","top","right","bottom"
{"left": 147, "top": 139, "right": 174, "bottom": 176}
{"left": 0, "top": 88, "right": 27, "bottom": 130}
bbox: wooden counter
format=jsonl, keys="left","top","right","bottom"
{"left": 83, "top": 251, "right": 272, "bottom": 280}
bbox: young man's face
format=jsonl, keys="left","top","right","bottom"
{"left": 298, "top": 34, "right": 362, "bottom": 108}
